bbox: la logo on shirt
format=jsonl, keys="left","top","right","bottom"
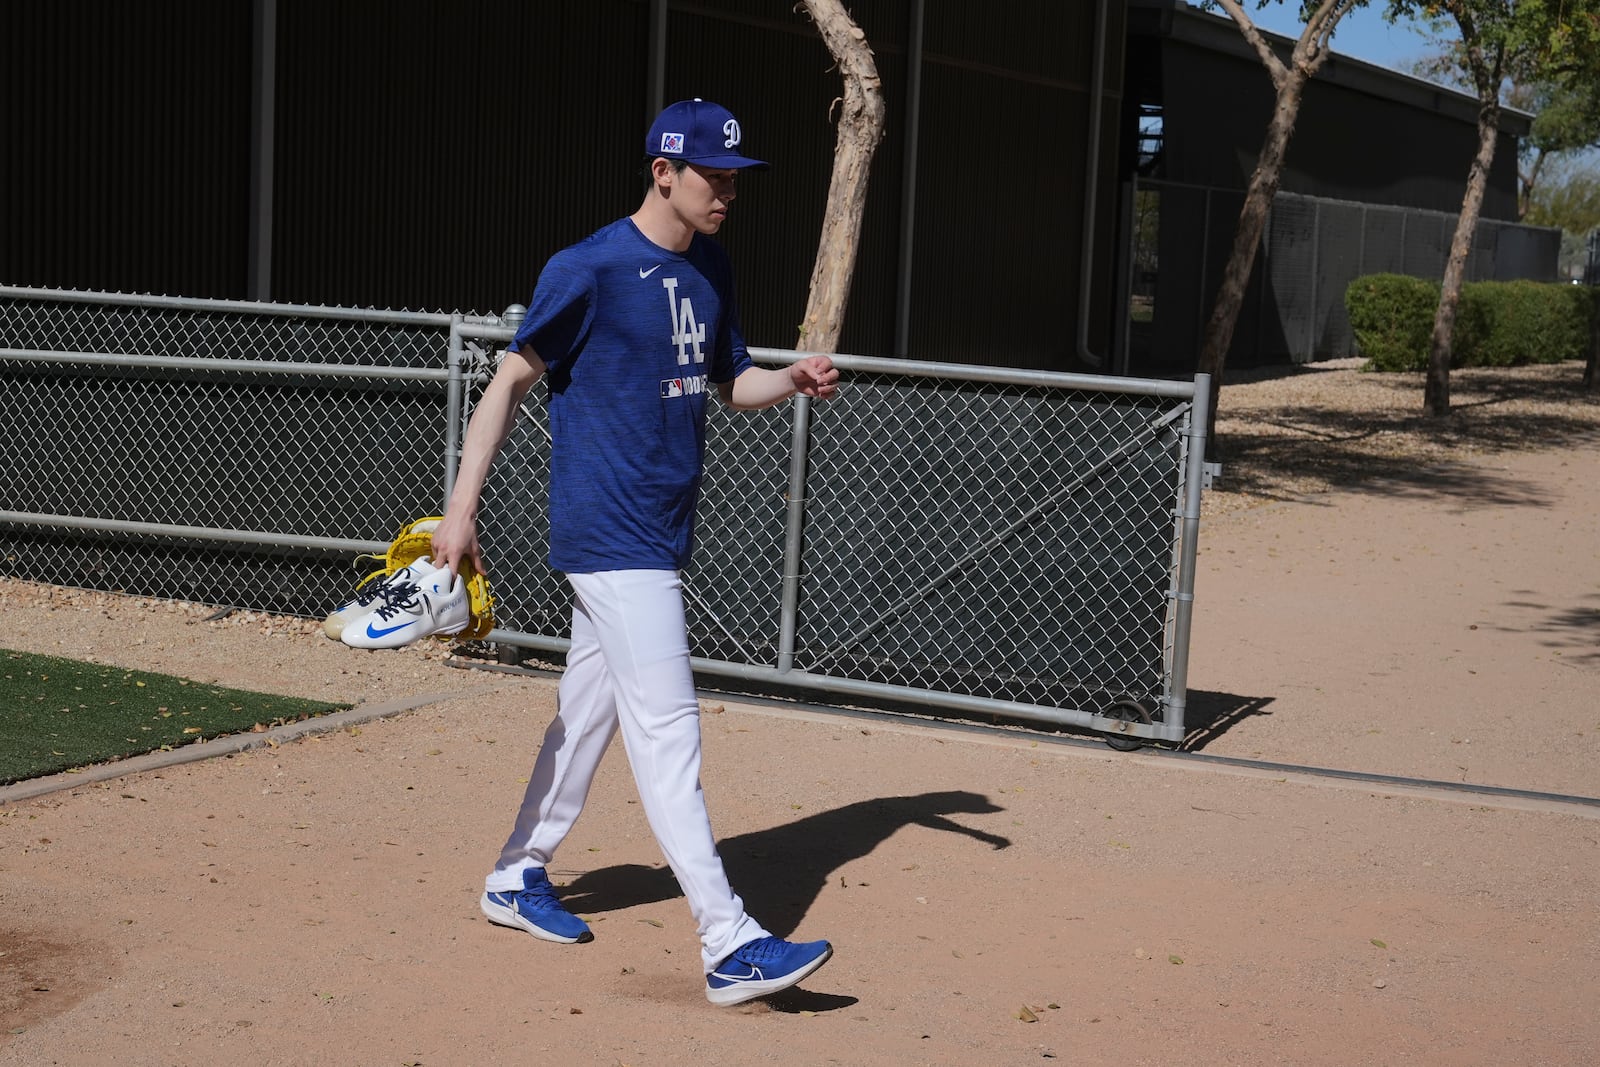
{"left": 661, "top": 276, "right": 706, "bottom": 366}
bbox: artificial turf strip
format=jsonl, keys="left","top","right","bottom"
{"left": 0, "top": 648, "right": 349, "bottom": 785}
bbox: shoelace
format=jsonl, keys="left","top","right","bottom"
{"left": 517, "top": 878, "right": 564, "bottom": 909}
{"left": 368, "top": 581, "right": 423, "bottom": 622}
{"left": 352, "top": 570, "right": 417, "bottom": 607}
{"left": 731, "top": 936, "right": 784, "bottom": 963}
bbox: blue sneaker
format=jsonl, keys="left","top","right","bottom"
{"left": 705, "top": 936, "right": 833, "bottom": 1006}
{"left": 480, "top": 868, "right": 593, "bottom": 944}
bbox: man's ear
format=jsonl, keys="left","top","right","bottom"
{"left": 649, "top": 157, "right": 675, "bottom": 193}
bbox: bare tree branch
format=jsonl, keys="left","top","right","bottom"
{"left": 795, "top": 0, "right": 886, "bottom": 354}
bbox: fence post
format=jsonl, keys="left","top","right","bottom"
{"left": 1586, "top": 287, "right": 1599, "bottom": 392}
{"left": 1163, "top": 372, "right": 1212, "bottom": 743}
{"left": 444, "top": 313, "right": 465, "bottom": 506}
{"left": 776, "top": 393, "right": 814, "bottom": 672}
{"left": 1306, "top": 200, "right": 1320, "bottom": 361}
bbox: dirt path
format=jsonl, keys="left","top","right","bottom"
{"left": 1187, "top": 445, "right": 1600, "bottom": 796}
{"left": 2, "top": 441, "right": 1598, "bottom": 1065}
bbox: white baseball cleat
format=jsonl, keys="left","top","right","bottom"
{"left": 340, "top": 562, "right": 470, "bottom": 649}
{"left": 323, "top": 555, "right": 440, "bottom": 640}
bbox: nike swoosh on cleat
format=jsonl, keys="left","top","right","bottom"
{"left": 639, "top": 265, "right": 661, "bottom": 279}
{"left": 366, "top": 619, "right": 416, "bottom": 639}
{"left": 711, "top": 965, "right": 760, "bottom": 983}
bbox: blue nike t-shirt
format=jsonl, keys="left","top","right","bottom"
{"left": 509, "top": 218, "right": 753, "bottom": 573}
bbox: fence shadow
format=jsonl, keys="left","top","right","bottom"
{"left": 1178, "top": 689, "right": 1276, "bottom": 752}
{"left": 557, "top": 790, "right": 1012, "bottom": 939}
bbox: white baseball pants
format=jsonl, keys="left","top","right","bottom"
{"left": 485, "top": 568, "right": 768, "bottom": 971}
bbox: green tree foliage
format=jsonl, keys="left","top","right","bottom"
{"left": 1526, "top": 158, "right": 1600, "bottom": 232}
{"left": 1526, "top": 156, "right": 1600, "bottom": 280}
{"left": 1517, "top": 76, "right": 1600, "bottom": 216}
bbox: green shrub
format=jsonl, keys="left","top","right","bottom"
{"left": 1346, "top": 274, "right": 1593, "bottom": 371}
{"left": 1456, "top": 280, "right": 1589, "bottom": 366}
{"left": 1345, "top": 273, "right": 1439, "bottom": 372}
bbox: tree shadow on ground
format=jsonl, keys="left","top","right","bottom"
{"left": 1481, "top": 592, "right": 1600, "bottom": 667}
{"left": 1216, "top": 421, "right": 1587, "bottom": 508}
{"left": 558, "top": 790, "right": 1012, "bottom": 939}
{"left": 1177, "top": 689, "right": 1276, "bottom": 752}
{"left": 1534, "top": 597, "right": 1600, "bottom": 666}
{"left": 1213, "top": 363, "right": 1600, "bottom": 507}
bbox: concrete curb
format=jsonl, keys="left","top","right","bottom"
{"left": 10, "top": 670, "right": 1595, "bottom": 822}
{"left": 0, "top": 684, "right": 507, "bottom": 806}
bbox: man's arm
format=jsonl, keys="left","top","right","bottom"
{"left": 718, "top": 354, "right": 840, "bottom": 410}
{"left": 430, "top": 347, "right": 547, "bottom": 576}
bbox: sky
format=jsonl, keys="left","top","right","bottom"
{"left": 1240, "top": 3, "right": 1439, "bottom": 74}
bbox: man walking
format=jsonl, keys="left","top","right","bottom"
{"left": 431, "top": 99, "right": 840, "bottom": 1006}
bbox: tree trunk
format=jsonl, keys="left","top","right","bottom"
{"left": 1424, "top": 102, "right": 1500, "bottom": 416}
{"left": 796, "top": 0, "right": 886, "bottom": 354}
{"left": 1517, "top": 149, "right": 1544, "bottom": 221}
{"left": 1196, "top": 69, "right": 1308, "bottom": 447}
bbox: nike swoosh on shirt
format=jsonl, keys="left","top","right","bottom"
{"left": 639, "top": 265, "right": 661, "bottom": 279}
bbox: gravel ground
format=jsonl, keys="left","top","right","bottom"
{"left": 1205, "top": 357, "right": 1600, "bottom": 516}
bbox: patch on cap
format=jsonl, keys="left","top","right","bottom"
{"left": 645, "top": 99, "right": 768, "bottom": 170}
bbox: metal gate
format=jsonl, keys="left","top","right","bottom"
{"left": 2, "top": 287, "right": 1208, "bottom": 748}
{"left": 458, "top": 323, "right": 1210, "bottom": 748}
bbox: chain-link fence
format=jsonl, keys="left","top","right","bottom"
{"left": 0, "top": 287, "right": 486, "bottom": 612}
{"left": 3, "top": 288, "right": 1209, "bottom": 748}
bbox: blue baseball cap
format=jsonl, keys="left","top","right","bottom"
{"left": 645, "top": 99, "right": 768, "bottom": 170}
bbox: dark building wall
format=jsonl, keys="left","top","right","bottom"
{"left": 0, "top": 1, "right": 253, "bottom": 299}
{"left": 1159, "top": 38, "right": 1520, "bottom": 219}
{"left": 1283, "top": 63, "right": 1520, "bottom": 219}
{"left": 271, "top": 0, "right": 651, "bottom": 314}
{"left": 1118, "top": 6, "right": 1546, "bottom": 376}
{"left": 912, "top": 2, "right": 1122, "bottom": 369}
{"left": 0, "top": 0, "right": 1120, "bottom": 372}
{"left": 4, "top": 2, "right": 1550, "bottom": 377}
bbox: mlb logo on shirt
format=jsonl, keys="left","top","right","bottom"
{"left": 661, "top": 378, "right": 685, "bottom": 398}
{"left": 660, "top": 132, "right": 685, "bottom": 154}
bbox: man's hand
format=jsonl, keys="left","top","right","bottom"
{"left": 429, "top": 511, "right": 485, "bottom": 578}
{"left": 724, "top": 357, "right": 842, "bottom": 410}
{"left": 790, "top": 355, "right": 840, "bottom": 400}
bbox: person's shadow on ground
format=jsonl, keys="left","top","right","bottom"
{"left": 558, "top": 789, "right": 1011, "bottom": 938}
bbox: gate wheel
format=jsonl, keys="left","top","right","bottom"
{"left": 1102, "top": 697, "right": 1153, "bottom": 752}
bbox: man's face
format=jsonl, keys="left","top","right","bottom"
{"left": 671, "top": 163, "right": 739, "bottom": 235}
